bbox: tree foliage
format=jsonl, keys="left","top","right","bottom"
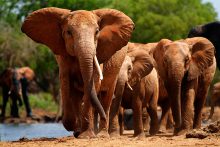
{"left": 0, "top": 0, "right": 218, "bottom": 94}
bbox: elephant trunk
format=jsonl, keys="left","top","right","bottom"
{"left": 77, "top": 45, "right": 106, "bottom": 120}
{"left": 110, "top": 79, "right": 126, "bottom": 120}
{"left": 167, "top": 63, "right": 184, "bottom": 131}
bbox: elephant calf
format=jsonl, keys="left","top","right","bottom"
{"left": 109, "top": 44, "right": 158, "bottom": 138}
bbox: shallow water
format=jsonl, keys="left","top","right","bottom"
{"left": 0, "top": 123, "right": 72, "bottom": 141}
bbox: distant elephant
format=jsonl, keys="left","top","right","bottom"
{"left": 152, "top": 37, "right": 216, "bottom": 135}
{"left": 21, "top": 7, "right": 134, "bottom": 138}
{"left": 208, "top": 82, "right": 220, "bottom": 120}
{"left": 17, "top": 67, "right": 35, "bottom": 117}
{"left": 0, "top": 68, "right": 22, "bottom": 118}
{"left": 109, "top": 43, "right": 156, "bottom": 138}
{"left": 188, "top": 21, "right": 220, "bottom": 69}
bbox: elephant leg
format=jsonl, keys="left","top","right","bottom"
{"left": 1, "top": 87, "right": 9, "bottom": 117}
{"left": 142, "top": 107, "right": 150, "bottom": 132}
{"left": 79, "top": 94, "right": 96, "bottom": 139}
{"left": 109, "top": 97, "right": 120, "bottom": 137}
{"left": 159, "top": 100, "right": 170, "bottom": 133}
{"left": 147, "top": 98, "right": 159, "bottom": 135}
{"left": 10, "top": 93, "right": 19, "bottom": 118}
{"left": 62, "top": 79, "right": 83, "bottom": 138}
{"left": 119, "top": 107, "right": 124, "bottom": 135}
{"left": 132, "top": 96, "right": 145, "bottom": 138}
{"left": 22, "top": 87, "right": 32, "bottom": 117}
{"left": 109, "top": 83, "right": 125, "bottom": 137}
{"left": 193, "top": 84, "right": 210, "bottom": 129}
{"left": 166, "top": 109, "right": 174, "bottom": 129}
{"left": 208, "top": 93, "right": 216, "bottom": 120}
{"left": 63, "top": 90, "right": 82, "bottom": 135}
{"left": 179, "top": 80, "right": 196, "bottom": 135}
{"left": 98, "top": 78, "right": 117, "bottom": 138}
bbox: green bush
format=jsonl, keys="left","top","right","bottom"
{"left": 28, "top": 92, "right": 58, "bottom": 112}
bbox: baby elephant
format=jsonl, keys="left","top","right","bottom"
{"left": 109, "top": 46, "right": 158, "bottom": 138}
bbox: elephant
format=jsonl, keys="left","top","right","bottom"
{"left": 21, "top": 7, "right": 134, "bottom": 138}
{"left": 17, "top": 67, "right": 35, "bottom": 117}
{"left": 122, "top": 42, "right": 174, "bottom": 133}
{"left": 208, "top": 82, "right": 220, "bottom": 120}
{"left": 109, "top": 43, "right": 157, "bottom": 138}
{"left": 152, "top": 37, "right": 216, "bottom": 135}
{"left": 0, "top": 68, "right": 22, "bottom": 118}
{"left": 188, "top": 21, "right": 220, "bottom": 69}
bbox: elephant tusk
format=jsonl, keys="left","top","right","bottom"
{"left": 126, "top": 82, "right": 133, "bottom": 91}
{"left": 94, "top": 55, "right": 103, "bottom": 80}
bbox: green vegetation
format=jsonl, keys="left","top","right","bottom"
{"left": 28, "top": 93, "right": 58, "bottom": 112}
{"left": 0, "top": 0, "right": 219, "bottom": 112}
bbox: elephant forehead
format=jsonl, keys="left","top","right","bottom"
{"left": 65, "top": 10, "right": 97, "bottom": 25}
{"left": 166, "top": 42, "right": 189, "bottom": 56}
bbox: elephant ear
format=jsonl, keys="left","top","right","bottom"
{"left": 21, "top": 7, "right": 70, "bottom": 55}
{"left": 93, "top": 9, "right": 135, "bottom": 63}
{"left": 185, "top": 37, "right": 215, "bottom": 80}
{"left": 128, "top": 50, "right": 154, "bottom": 86}
{"left": 152, "top": 39, "right": 172, "bottom": 80}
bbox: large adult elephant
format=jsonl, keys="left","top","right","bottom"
{"left": 21, "top": 7, "right": 134, "bottom": 138}
{"left": 152, "top": 37, "right": 216, "bottom": 135}
{"left": 188, "top": 21, "right": 220, "bottom": 69}
{"left": 0, "top": 68, "right": 22, "bottom": 118}
{"left": 109, "top": 43, "right": 156, "bottom": 138}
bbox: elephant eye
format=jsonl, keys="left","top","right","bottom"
{"left": 67, "top": 30, "right": 72, "bottom": 36}
{"left": 128, "top": 65, "right": 132, "bottom": 71}
{"left": 95, "top": 28, "right": 99, "bottom": 36}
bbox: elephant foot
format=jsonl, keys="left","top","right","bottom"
{"left": 77, "top": 129, "right": 96, "bottom": 139}
{"left": 174, "top": 128, "right": 189, "bottom": 136}
{"left": 110, "top": 130, "right": 120, "bottom": 138}
{"left": 158, "top": 126, "right": 167, "bottom": 134}
{"left": 149, "top": 127, "right": 159, "bottom": 136}
{"left": 97, "top": 129, "right": 110, "bottom": 138}
{"left": 134, "top": 132, "right": 145, "bottom": 140}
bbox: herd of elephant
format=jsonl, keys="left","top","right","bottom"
{"left": 19, "top": 7, "right": 220, "bottom": 139}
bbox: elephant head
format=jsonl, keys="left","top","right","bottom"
{"left": 115, "top": 45, "right": 154, "bottom": 99}
{"left": 17, "top": 67, "right": 35, "bottom": 81}
{"left": 21, "top": 7, "right": 134, "bottom": 123}
{"left": 153, "top": 37, "right": 215, "bottom": 129}
{"left": 188, "top": 21, "right": 220, "bottom": 69}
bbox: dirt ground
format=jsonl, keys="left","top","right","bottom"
{"left": 0, "top": 107, "right": 220, "bottom": 147}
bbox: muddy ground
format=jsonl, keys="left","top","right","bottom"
{"left": 0, "top": 107, "right": 220, "bottom": 147}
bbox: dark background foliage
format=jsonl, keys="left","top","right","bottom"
{"left": 0, "top": 0, "right": 218, "bottom": 100}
